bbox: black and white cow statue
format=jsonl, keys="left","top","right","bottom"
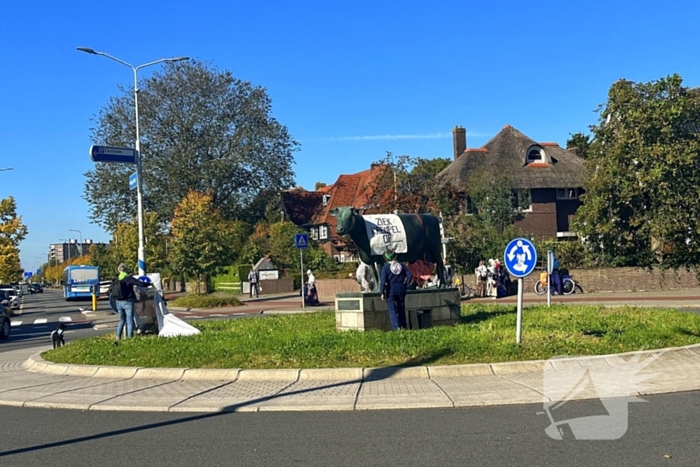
{"left": 330, "top": 206, "right": 445, "bottom": 292}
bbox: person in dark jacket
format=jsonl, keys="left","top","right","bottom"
{"left": 380, "top": 250, "right": 413, "bottom": 331}
{"left": 114, "top": 263, "right": 151, "bottom": 342}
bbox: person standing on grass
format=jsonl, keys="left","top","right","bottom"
{"left": 380, "top": 250, "right": 413, "bottom": 331}
{"left": 113, "top": 263, "right": 151, "bottom": 343}
{"left": 248, "top": 266, "right": 259, "bottom": 298}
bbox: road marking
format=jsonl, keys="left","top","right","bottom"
{"left": 10, "top": 321, "right": 22, "bottom": 327}
{"left": 33, "top": 318, "right": 48, "bottom": 325}
{"left": 59, "top": 316, "right": 72, "bottom": 322}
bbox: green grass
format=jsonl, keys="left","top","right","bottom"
{"left": 168, "top": 293, "right": 243, "bottom": 309}
{"left": 43, "top": 304, "right": 700, "bottom": 369}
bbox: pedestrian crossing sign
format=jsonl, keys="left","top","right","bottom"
{"left": 295, "top": 233, "right": 309, "bottom": 249}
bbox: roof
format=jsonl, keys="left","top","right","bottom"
{"left": 438, "top": 125, "right": 585, "bottom": 190}
{"left": 280, "top": 164, "right": 392, "bottom": 241}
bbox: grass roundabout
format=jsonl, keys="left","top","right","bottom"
{"left": 42, "top": 304, "right": 700, "bottom": 369}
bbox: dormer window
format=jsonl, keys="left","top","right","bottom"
{"left": 526, "top": 146, "right": 545, "bottom": 163}
{"left": 322, "top": 194, "right": 331, "bottom": 206}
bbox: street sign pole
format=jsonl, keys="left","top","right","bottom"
{"left": 294, "top": 233, "right": 309, "bottom": 309}
{"left": 504, "top": 238, "right": 538, "bottom": 345}
{"left": 517, "top": 278, "right": 523, "bottom": 344}
{"left": 300, "top": 249, "right": 305, "bottom": 309}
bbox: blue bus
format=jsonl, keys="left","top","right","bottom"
{"left": 62, "top": 265, "right": 100, "bottom": 301}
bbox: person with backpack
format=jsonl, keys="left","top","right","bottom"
{"left": 111, "top": 263, "right": 151, "bottom": 343}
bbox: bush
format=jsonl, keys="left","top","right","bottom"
{"left": 168, "top": 293, "right": 243, "bottom": 309}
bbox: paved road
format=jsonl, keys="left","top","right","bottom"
{"left": 0, "top": 391, "right": 698, "bottom": 466}
{"left": 2, "top": 290, "right": 107, "bottom": 353}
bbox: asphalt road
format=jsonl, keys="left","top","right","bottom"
{"left": 0, "top": 391, "right": 698, "bottom": 466}
{"left": 1, "top": 289, "right": 109, "bottom": 352}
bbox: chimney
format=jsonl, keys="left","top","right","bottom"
{"left": 452, "top": 126, "right": 466, "bottom": 160}
{"left": 567, "top": 147, "right": 581, "bottom": 156}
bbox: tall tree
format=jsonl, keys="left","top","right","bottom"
{"left": 362, "top": 153, "right": 452, "bottom": 214}
{"left": 574, "top": 75, "right": 700, "bottom": 268}
{"left": 83, "top": 60, "right": 299, "bottom": 232}
{"left": 0, "top": 197, "right": 27, "bottom": 283}
{"left": 565, "top": 132, "right": 592, "bottom": 159}
{"left": 169, "top": 190, "right": 238, "bottom": 292}
{"left": 107, "top": 213, "right": 170, "bottom": 275}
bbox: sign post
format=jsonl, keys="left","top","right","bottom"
{"left": 503, "top": 238, "right": 538, "bottom": 344}
{"left": 295, "top": 233, "right": 309, "bottom": 309}
{"left": 89, "top": 145, "right": 137, "bottom": 164}
{"left": 129, "top": 172, "right": 138, "bottom": 191}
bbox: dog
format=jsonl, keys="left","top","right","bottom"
{"left": 51, "top": 323, "right": 66, "bottom": 349}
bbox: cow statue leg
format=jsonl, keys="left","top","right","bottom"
{"left": 434, "top": 246, "right": 446, "bottom": 288}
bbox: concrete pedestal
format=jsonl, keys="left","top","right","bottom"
{"left": 335, "top": 288, "right": 461, "bottom": 332}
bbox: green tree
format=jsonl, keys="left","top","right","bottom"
{"left": 565, "top": 132, "right": 592, "bottom": 159}
{"left": 0, "top": 197, "right": 27, "bottom": 283}
{"left": 170, "top": 190, "right": 238, "bottom": 293}
{"left": 83, "top": 60, "right": 299, "bottom": 232}
{"left": 362, "top": 152, "right": 452, "bottom": 214}
{"left": 107, "top": 213, "right": 170, "bottom": 274}
{"left": 574, "top": 75, "right": 700, "bottom": 268}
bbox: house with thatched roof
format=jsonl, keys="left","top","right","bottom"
{"left": 438, "top": 125, "right": 585, "bottom": 239}
{"left": 280, "top": 164, "right": 390, "bottom": 261}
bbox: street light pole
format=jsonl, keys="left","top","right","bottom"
{"left": 69, "top": 229, "right": 83, "bottom": 257}
{"left": 77, "top": 47, "right": 189, "bottom": 276}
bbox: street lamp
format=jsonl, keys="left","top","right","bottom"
{"left": 69, "top": 229, "right": 83, "bottom": 257}
{"left": 77, "top": 47, "right": 189, "bottom": 276}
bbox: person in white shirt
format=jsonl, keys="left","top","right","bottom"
{"left": 305, "top": 270, "right": 318, "bottom": 305}
{"left": 474, "top": 260, "right": 488, "bottom": 298}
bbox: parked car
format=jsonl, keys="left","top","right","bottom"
{"left": 29, "top": 283, "right": 43, "bottom": 293}
{"left": 99, "top": 280, "right": 111, "bottom": 296}
{"left": 0, "top": 289, "right": 19, "bottom": 311}
{"left": 0, "top": 302, "right": 10, "bottom": 339}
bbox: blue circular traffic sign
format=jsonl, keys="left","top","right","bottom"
{"left": 503, "top": 238, "right": 538, "bottom": 278}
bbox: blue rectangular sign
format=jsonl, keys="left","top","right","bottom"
{"left": 23, "top": 271, "right": 32, "bottom": 278}
{"left": 90, "top": 145, "right": 137, "bottom": 164}
{"left": 294, "top": 233, "right": 309, "bottom": 249}
{"left": 129, "top": 172, "right": 137, "bottom": 190}
{"left": 36, "top": 269, "right": 41, "bottom": 275}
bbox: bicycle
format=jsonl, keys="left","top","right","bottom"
{"left": 453, "top": 275, "right": 473, "bottom": 300}
{"left": 534, "top": 271, "right": 575, "bottom": 295}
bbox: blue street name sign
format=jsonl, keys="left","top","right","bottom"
{"left": 89, "top": 145, "right": 137, "bottom": 164}
{"left": 23, "top": 271, "right": 32, "bottom": 278}
{"left": 503, "top": 237, "right": 537, "bottom": 278}
{"left": 294, "top": 233, "right": 309, "bottom": 249}
{"left": 129, "top": 172, "right": 138, "bottom": 190}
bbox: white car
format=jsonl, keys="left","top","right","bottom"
{"left": 0, "top": 289, "right": 19, "bottom": 310}
{"left": 99, "top": 280, "right": 111, "bottom": 296}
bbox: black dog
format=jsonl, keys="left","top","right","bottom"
{"left": 51, "top": 323, "right": 66, "bottom": 349}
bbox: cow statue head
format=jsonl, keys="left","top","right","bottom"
{"left": 329, "top": 206, "right": 359, "bottom": 235}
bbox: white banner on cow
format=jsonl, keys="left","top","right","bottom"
{"left": 362, "top": 214, "right": 408, "bottom": 255}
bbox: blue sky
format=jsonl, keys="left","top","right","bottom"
{"left": 2, "top": 0, "right": 699, "bottom": 273}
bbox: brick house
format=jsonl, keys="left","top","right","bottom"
{"left": 280, "top": 164, "right": 390, "bottom": 261}
{"left": 438, "top": 125, "right": 585, "bottom": 239}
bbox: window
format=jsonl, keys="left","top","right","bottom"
{"left": 527, "top": 147, "right": 544, "bottom": 163}
{"left": 319, "top": 225, "right": 328, "bottom": 240}
{"left": 556, "top": 188, "right": 579, "bottom": 200}
{"left": 310, "top": 228, "right": 319, "bottom": 240}
{"left": 322, "top": 194, "right": 331, "bottom": 206}
{"left": 512, "top": 189, "right": 532, "bottom": 212}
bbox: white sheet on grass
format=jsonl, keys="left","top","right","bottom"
{"left": 154, "top": 288, "right": 201, "bottom": 338}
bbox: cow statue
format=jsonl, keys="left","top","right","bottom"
{"left": 330, "top": 206, "right": 445, "bottom": 292}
